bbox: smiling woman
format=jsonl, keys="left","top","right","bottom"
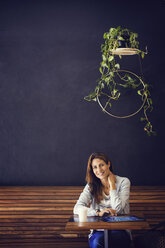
{"left": 73, "top": 152, "right": 131, "bottom": 248}
{"left": 86, "top": 153, "right": 114, "bottom": 205}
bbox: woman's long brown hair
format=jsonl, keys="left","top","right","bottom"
{"left": 85, "top": 152, "right": 113, "bottom": 204}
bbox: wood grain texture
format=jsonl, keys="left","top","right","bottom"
{"left": 65, "top": 219, "right": 149, "bottom": 231}
{"left": 0, "top": 186, "right": 164, "bottom": 247}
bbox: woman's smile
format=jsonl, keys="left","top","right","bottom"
{"left": 92, "top": 158, "right": 110, "bottom": 180}
{"left": 97, "top": 171, "right": 105, "bottom": 177}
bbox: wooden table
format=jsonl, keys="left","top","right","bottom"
{"left": 65, "top": 215, "right": 150, "bottom": 248}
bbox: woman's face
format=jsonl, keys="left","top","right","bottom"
{"left": 91, "top": 158, "right": 110, "bottom": 180}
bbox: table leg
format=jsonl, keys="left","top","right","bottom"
{"left": 104, "top": 229, "right": 109, "bottom": 248}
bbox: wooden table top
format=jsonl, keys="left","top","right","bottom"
{"left": 65, "top": 215, "right": 150, "bottom": 231}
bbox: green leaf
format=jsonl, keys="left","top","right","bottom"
{"left": 92, "top": 98, "right": 97, "bottom": 102}
{"left": 108, "top": 56, "right": 114, "bottom": 62}
{"left": 84, "top": 95, "right": 94, "bottom": 101}
{"left": 101, "top": 61, "right": 106, "bottom": 67}
{"left": 99, "top": 67, "right": 103, "bottom": 74}
{"left": 115, "top": 63, "right": 120, "bottom": 69}
{"left": 95, "top": 86, "right": 100, "bottom": 92}
{"left": 127, "top": 76, "right": 135, "bottom": 83}
{"left": 118, "top": 36, "right": 124, "bottom": 41}
{"left": 149, "top": 98, "right": 153, "bottom": 105}
{"left": 146, "top": 122, "right": 150, "bottom": 128}
{"left": 141, "top": 52, "right": 145, "bottom": 59}
{"left": 101, "top": 83, "right": 104, "bottom": 89}
{"left": 119, "top": 83, "right": 129, "bottom": 88}
{"left": 113, "top": 89, "right": 118, "bottom": 94}
{"left": 140, "top": 117, "right": 145, "bottom": 122}
{"left": 105, "top": 77, "right": 110, "bottom": 83}
{"left": 102, "top": 55, "right": 106, "bottom": 61}
{"left": 137, "top": 90, "right": 142, "bottom": 96}
{"left": 144, "top": 105, "right": 148, "bottom": 110}
{"left": 84, "top": 90, "right": 97, "bottom": 101}
{"left": 110, "top": 72, "right": 114, "bottom": 77}
{"left": 109, "top": 27, "right": 117, "bottom": 37}
{"left": 112, "top": 88, "right": 119, "bottom": 97}
{"left": 116, "top": 92, "right": 121, "bottom": 99}
{"left": 103, "top": 33, "right": 107, "bottom": 39}
{"left": 102, "top": 75, "right": 105, "bottom": 80}
{"left": 146, "top": 90, "right": 151, "bottom": 96}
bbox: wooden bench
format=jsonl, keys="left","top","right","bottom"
{"left": 0, "top": 186, "right": 164, "bottom": 247}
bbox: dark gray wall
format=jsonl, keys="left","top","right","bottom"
{"left": 0, "top": 0, "right": 164, "bottom": 185}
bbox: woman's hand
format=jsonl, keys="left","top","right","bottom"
{"left": 98, "top": 208, "right": 117, "bottom": 217}
{"left": 108, "top": 171, "right": 116, "bottom": 190}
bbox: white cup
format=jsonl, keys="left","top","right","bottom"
{"left": 78, "top": 206, "right": 88, "bottom": 222}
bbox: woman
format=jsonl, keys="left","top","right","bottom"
{"left": 74, "top": 152, "right": 131, "bottom": 248}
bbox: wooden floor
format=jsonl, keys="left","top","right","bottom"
{"left": 0, "top": 186, "right": 164, "bottom": 247}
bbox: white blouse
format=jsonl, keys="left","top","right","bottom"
{"left": 74, "top": 175, "right": 130, "bottom": 216}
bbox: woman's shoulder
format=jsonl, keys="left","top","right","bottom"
{"left": 116, "top": 175, "right": 131, "bottom": 186}
{"left": 82, "top": 184, "right": 92, "bottom": 193}
{"left": 83, "top": 183, "right": 90, "bottom": 190}
{"left": 80, "top": 184, "right": 93, "bottom": 199}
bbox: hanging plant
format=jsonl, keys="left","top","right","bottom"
{"left": 84, "top": 26, "right": 156, "bottom": 136}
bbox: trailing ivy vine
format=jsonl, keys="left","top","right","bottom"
{"left": 84, "top": 26, "right": 156, "bottom": 136}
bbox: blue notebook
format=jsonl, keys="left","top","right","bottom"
{"left": 102, "top": 216, "right": 145, "bottom": 222}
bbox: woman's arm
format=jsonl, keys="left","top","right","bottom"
{"left": 109, "top": 176, "right": 131, "bottom": 214}
{"left": 73, "top": 184, "right": 98, "bottom": 216}
{"left": 97, "top": 208, "right": 117, "bottom": 217}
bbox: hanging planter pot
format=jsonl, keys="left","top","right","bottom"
{"left": 112, "top": 34, "right": 138, "bottom": 55}
{"left": 84, "top": 26, "right": 155, "bottom": 136}
{"left": 118, "top": 34, "right": 130, "bottom": 48}
{"left": 112, "top": 47, "right": 138, "bottom": 55}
